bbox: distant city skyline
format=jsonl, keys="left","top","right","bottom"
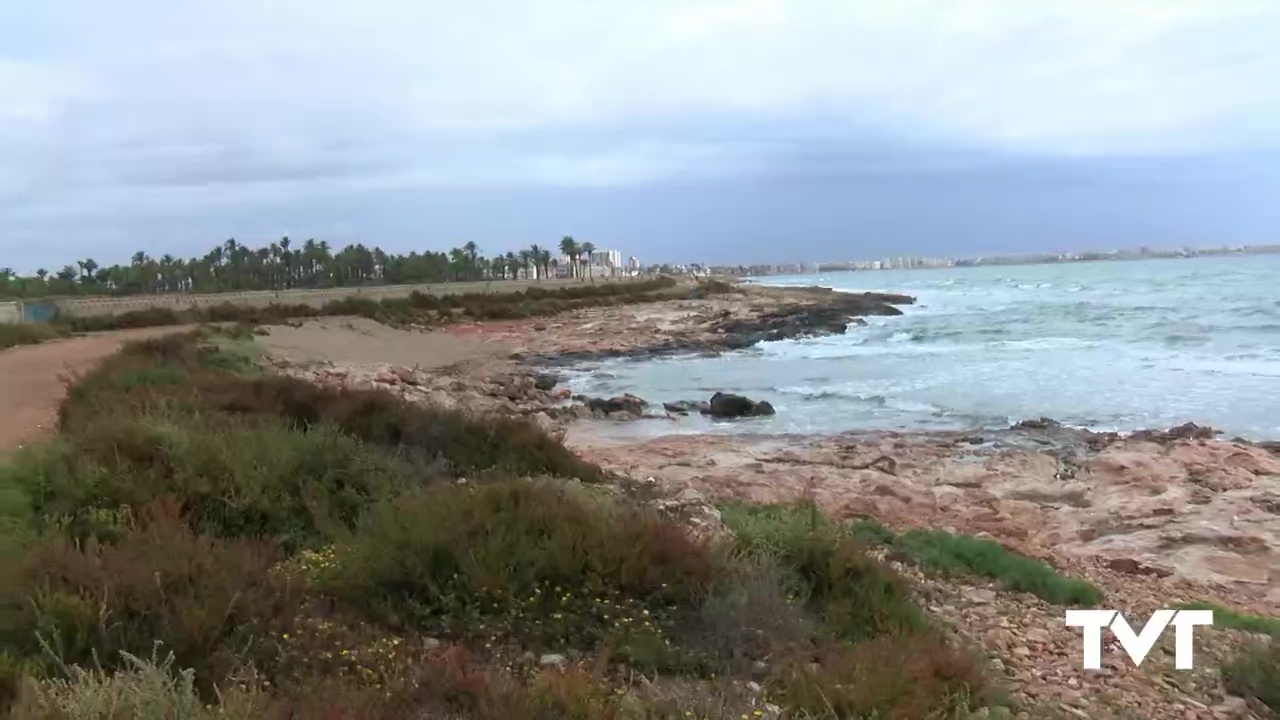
{"left": 702, "top": 242, "right": 1280, "bottom": 276}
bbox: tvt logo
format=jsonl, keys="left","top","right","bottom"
{"left": 1065, "top": 609, "right": 1214, "bottom": 670}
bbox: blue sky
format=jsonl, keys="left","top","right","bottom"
{"left": 1, "top": 0, "right": 1278, "bottom": 270}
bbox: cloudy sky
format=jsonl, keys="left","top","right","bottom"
{"left": 2, "top": 0, "right": 1278, "bottom": 270}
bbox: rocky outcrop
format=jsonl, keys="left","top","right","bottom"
{"left": 569, "top": 419, "right": 1280, "bottom": 611}
{"left": 712, "top": 291, "right": 912, "bottom": 345}
{"left": 506, "top": 287, "right": 916, "bottom": 367}
{"left": 701, "top": 392, "right": 776, "bottom": 419}
{"left": 1129, "top": 421, "right": 1219, "bottom": 444}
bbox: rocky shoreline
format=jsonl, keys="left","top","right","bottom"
{"left": 266, "top": 283, "right": 1278, "bottom": 719}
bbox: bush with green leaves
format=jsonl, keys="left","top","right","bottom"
{"left": 0, "top": 330, "right": 1004, "bottom": 719}
{"left": 321, "top": 480, "right": 717, "bottom": 654}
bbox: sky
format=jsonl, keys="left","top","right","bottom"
{"left": 2, "top": 0, "right": 1279, "bottom": 270}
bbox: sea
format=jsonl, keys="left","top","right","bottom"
{"left": 565, "top": 254, "right": 1280, "bottom": 441}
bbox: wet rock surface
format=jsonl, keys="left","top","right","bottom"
{"left": 711, "top": 290, "right": 910, "bottom": 344}
{"left": 702, "top": 391, "right": 777, "bottom": 418}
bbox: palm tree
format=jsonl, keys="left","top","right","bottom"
{"left": 538, "top": 249, "right": 552, "bottom": 280}
{"left": 463, "top": 242, "right": 480, "bottom": 280}
{"left": 558, "top": 236, "right": 579, "bottom": 278}
{"left": 505, "top": 252, "right": 520, "bottom": 281}
{"left": 580, "top": 242, "right": 596, "bottom": 282}
{"left": 76, "top": 258, "right": 98, "bottom": 285}
{"left": 528, "top": 244, "right": 545, "bottom": 280}
{"left": 518, "top": 250, "right": 535, "bottom": 279}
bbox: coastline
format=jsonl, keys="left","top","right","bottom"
{"left": 268, "top": 283, "right": 1278, "bottom": 597}
{"left": 262, "top": 283, "right": 1279, "bottom": 718}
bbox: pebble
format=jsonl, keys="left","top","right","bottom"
{"left": 538, "top": 653, "right": 567, "bottom": 669}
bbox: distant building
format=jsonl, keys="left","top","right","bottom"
{"left": 586, "top": 249, "right": 623, "bottom": 277}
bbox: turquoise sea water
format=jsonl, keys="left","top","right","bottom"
{"left": 566, "top": 255, "right": 1280, "bottom": 440}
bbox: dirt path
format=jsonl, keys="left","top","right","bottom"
{"left": 0, "top": 327, "right": 191, "bottom": 452}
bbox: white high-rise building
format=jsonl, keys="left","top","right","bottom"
{"left": 588, "top": 249, "right": 623, "bottom": 276}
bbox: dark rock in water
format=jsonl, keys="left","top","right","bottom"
{"left": 1130, "top": 422, "right": 1219, "bottom": 444}
{"left": 663, "top": 399, "right": 711, "bottom": 415}
{"left": 1014, "top": 417, "right": 1062, "bottom": 430}
{"left": 583, "top": 394, "right": 648, "bottom": 418}
{"left": 701, "top": 392, "right": 776, "bottom": 419}
{"left": 533, "top": 373, "right": 559, "bottom": 391}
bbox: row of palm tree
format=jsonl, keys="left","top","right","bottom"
{"left": 0, "top": 236, "right": 622, "bottom": 299}
{"left": 557, "top": 236, "right": 598, "bottom": 280}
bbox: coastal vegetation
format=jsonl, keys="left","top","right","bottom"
{"left": 719, "top": 504, "right": 1103, "bottom": 607}
{"left": 0, "top": 330, "right": 1006, "bottom": 719}
{"left": 0, "top": 274, "right": 730, "bottom": 346}
{"left": 0, "top": 237, "right": 634, "bottom": 300}
{"left": 1178, "top": 602, "right": 1279, "bottom": 714}
{"left": 0, "top": 324, "right": 71, "bottom": 351}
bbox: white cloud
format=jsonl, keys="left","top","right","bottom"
{"left": 8, "top": 0, "right": 1277, "bottom": 146}
{"left": 1, "top": 0, "right": 1278, "bottom": 264}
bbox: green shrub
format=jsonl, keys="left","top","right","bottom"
{"left": 322, "top": 480, "right": 717, "bottom": 653}
{"left": 48, "top": 277, "right": 683, "bottom": 334}
{"left": 8, "top": 645, "right": 275, "bottom": 720}
{"left": 9, "top": 503, "right": 291, "bottom": 692}
{"left": 64, "top": 307, "right": 184, "bottom": 333}
{"left": 4, "top": 412, "right": 412, "bottom": 549}
{"left": 770, "top": 634, "right": 987, "bottom": 719}
{"left": 892, "top": 529, "right": 1103, "bottom": 606}
{"left": 197, "top": 373, "right": 604, "bottom": 481}
{"left": 0, "top": 324, "right": 71, "bottom": 350}
{"left": 56, "top": 333, "right": 603, "bottom": 484}
{"left": 719, "top": 502, "right": 927, "bottom": 642}
{"left": 0, "top": 315, "right": 1001, "bottom": 720}
{"left": 668, "top": 551, "right": 813, "bottom": 675}
{"left": 1177, "top": 602, "right": 1280, "bottom": 637}
{"left": 1221, "top": 641, "right": 1278, "bottom": 714}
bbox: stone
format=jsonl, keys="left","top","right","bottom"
{"left": 584, "top": 394, "right": 648, "bottom": 417}
{"left": 702, "top": 391, "right": 777, "bottom": 419}
{"left": 391, "top": 366, "right": 419, "bottom": 385}
{"left": 1106, "top": 557, "right": 1172, "bottom": 578}
{"left": 965, "top": 588, "right": 997, "bottom": 605}
{"left": 530, "top": 412, "right": 558, "bottom": 435}
{"left": 424, "top": 391, "right": 458, "bottom": 410}
{"left": 538, "top": 653, "right": 567, "bottom": 669}
{"left": 674, "top": 488, "right": 706, "bottom": 504}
